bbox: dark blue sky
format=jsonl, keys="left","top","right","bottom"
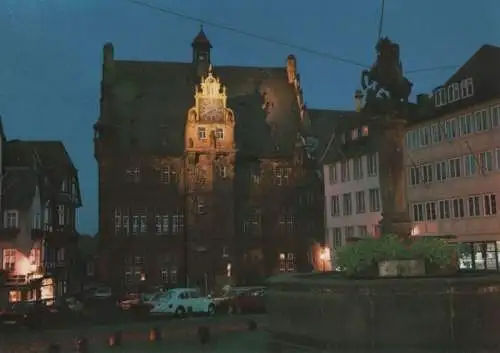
{"left": 0, "top": 0, "right": 498, "bottom": 235}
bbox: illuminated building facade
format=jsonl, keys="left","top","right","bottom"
{"left": 405, "top": 44, "right": 500, "bottom": 270}
{"left": 0, "top": 139, "right": 82, "bottom": 303}
{"left": 94, "top": 28, "right": 323, "bottom": 292}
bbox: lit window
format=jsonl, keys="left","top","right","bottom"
{"left": 159, "top": 167, "right": 170, "bottom": 184}
{"left": 2, "top": 249, "right": 16, "bottom": 271}
{"left": 198, "top": 127, "right": 207, "bottom": 140}
{"left": 215, "top": 128, "right": 224, "bottom": 140}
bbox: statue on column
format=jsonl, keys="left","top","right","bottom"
{"left": 359, "top": 37, "right": 413, "bottom": 238}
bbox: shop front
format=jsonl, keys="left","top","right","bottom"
{"left": 459, "top": 241, "right": 500, "bottom": 271}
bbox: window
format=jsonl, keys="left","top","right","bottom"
{"left": 61, "top": 179, "right": 68, "bottom": 192}
{"left": 161, "top": 268, "right": 169, "bottom": 282}
{"left": 419, "top": 127, "right": 430, "bottom": 146}
{"left": 123, "top": 216, "right": 130, "bottom": 235}
{"left": 4, "top": 210, "right": 18, "bottom": 228}
{"left": 155, "top": 214, "right": 169, "bottom": 235}
{"left": 126, "top": 168, "right": 141, "bottom": 183}
{"left": 172, "top": 213, "right": 184, "bottom": 233}
{"left": 491, "top": 105, "right": 500, "bottom": 128}
{"left": 340, "top": 161, "right": 350, "bottom": 182}
{"left": 409, "top": 166, "right": 421, "bottom": 186}
{"left": 332, "top": 228, "right": 343, "bottom": 249}
{"left": 198, "top": 127, "right": 207, "bottom": 140}
{"left": 342, "top": 193, "right": 352, "bottom": 216}
{"left": 361, "top": 126, "right": 369, "bottom": 136}
{"left": 458, "top": 115, "right": 473, "bottom": 136}
{"left": 170, "top": 267, "right": 178, "bottom": 283}
{"left": 479, "top": 151, "right": 493, "bottom": 173}
{"left": 468, "top": 196, "right": 481, "bottom": 217}
{"left": 449, "top": 158, "right": 461, "bottom": 178}
{"left": 140, "top": 215, "right": 147, "bottom": 233}
{"left": 421, "top": 164, "right": 433, "bottom": 183}
{"left": 218, "top": 166, "right": 227, "bottom": 178}
{"left": 222, "top": 246, "right": 229, "bottom": 258}
{"left": 431, "top": 124, "right": 441, "bottom": 144}
{"left": 355, "top": 191, "right": 366, "bottom": 214}
{"left": 353, "top": 157, "right": 363, "bottom": 180}
{"left": 344, "top": 226, "right": 354, "bottom": 239}
{"left": 425, "top": 201, "right": 437, "bottom": 220}
{"left": 447, "top": 85, "right": 455, "bottom": 103}
{"left": 484, "top": 194, "right": 497, "bottom": 216}
{"left": 368, "top": 188, "right": 380, "bottom": 212}
{"left": 436, "top": 161, "right": 447, "bottom": 181}
{"left": 351, "top": 128, "right": 358, "bottom": 140}
{"left": 412, "top": 203, "right": 424, "bottom": 221}
{"left": 56, "top": 248, "right": 65, "bottom": 262}
{"left": 215, "top": 128, "right": 224, "bottom": 140}
{"left": 331, "top": 195, "right": 340, "bottom": 217}
{"left": 2, "top": 249, "right": 15, "bottom": 271}
{"left": 460, "top": 78, "right": 474, "bottom": 98}
{"left": 452, "top": 198, "right": 465, "bottom": 218}
{"left": 444, "top": 119, "right": 458, "bottom": 139}
{"left": 32, "top": 212, "right": 41, "bottom": 229}
{"left": 464, "top": 155, "right": 477, "bottom": 176}
{"left": 367, "top": 153, "right": 378, "bottom": 176}
{"left": 438, "top": 200, "right": 451, "bottom": 219}
{"left": 279, "top": 253, "right": 296, "bottom": 273}
{"left": 474, "top": 110, "right": 488, "bottom": 132}
{"left": 159, "top": 167, "right": 171, "bottom": 184}
{"left": 273, "top": 167, "right": 290, "bottom": 186}
{"left": 56, "top": 205, "right": 65, "bottom": 226}
{"left": 452, "top": 83, "right": 460, "bottom": 102}
{"left": 357, "top": 226, "right": 368, "bottom": 238}
{"left": 279, "top": 214, "right": 296, "bottom": 232}
{"left": 131, "top": 216, "right": 139, "bottom": 234}
{"left": 328, "top": 164, "right": 337, "bottom": 184}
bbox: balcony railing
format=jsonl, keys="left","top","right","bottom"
{"left": 5, "top": 274, "right": 27, "bottom": 286}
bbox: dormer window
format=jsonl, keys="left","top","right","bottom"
{"left": 461, "top": 78, "right": 474, "bottom": 98}
{"left": 4, "top": 210, "right": 19, "bottom": 228}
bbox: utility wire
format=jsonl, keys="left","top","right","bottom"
{"left": 121, "top": 0, "right": 460, "bottom": 75}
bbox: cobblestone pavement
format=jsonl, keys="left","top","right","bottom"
{"left": 0, "top": 314, "right": 268, "bottom": 353}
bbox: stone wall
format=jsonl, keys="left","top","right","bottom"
{"left": 266, "top": 272, "right": 500, "bottom": 351}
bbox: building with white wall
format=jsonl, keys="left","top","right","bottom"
{"left": 404, "top": 44, "right": 500, "bottom": 270}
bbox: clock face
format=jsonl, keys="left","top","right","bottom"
{"left": 199, "top": 98, "right": 223, "bottom": 121}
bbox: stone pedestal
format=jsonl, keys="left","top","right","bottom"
{"left": 375, "top": 117, "right": 411, "bottom": 238}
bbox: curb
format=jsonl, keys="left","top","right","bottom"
{"left": 7, "top": 318, "right": 268, "bottom": 351}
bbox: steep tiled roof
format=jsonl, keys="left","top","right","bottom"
{"left": 4, "top": 140, "right": 75, "bottom": 171}
{"left": 2, "top": 168, "right": 39, "bottom": 211}
{"left": 102, "top": 60, "right": 302, "bottom": 157}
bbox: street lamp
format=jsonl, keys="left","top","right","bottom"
{"left": 319, "top": 247, "right": 331, "bottom": 272}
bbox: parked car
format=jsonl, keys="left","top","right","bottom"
{"left": 92, "top": 286, "right": 113, "bottom": 299}
{"left": 0, "top": 301, "right": 54, "bottom": 328}
{"left": 227, "top": 287, "right": 266, "bottom": 314}
{"left": 117, "top": 293, "right": 141, "bottom": 311}
{"left": 150, "top": 288, "right": 216, "bottom": 317}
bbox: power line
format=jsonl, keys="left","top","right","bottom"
{"left": 121, "top": 0, "right": 460, "bottom": 75}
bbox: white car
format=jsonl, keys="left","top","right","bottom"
{"left": 150, "top": 288, "right": 216, "bottom": 317}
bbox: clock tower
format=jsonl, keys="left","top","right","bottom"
{"left": 184, "top": 65, "right": 236, "bottom": 290}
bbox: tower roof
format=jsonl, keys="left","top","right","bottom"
{"left": 191, "top": 25, "right": 212, "bottom": 48}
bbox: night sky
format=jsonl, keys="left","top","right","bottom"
{"left": 0, "top": 0, "right": 498, "bottom": 235}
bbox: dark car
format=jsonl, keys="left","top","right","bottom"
{"left": 0, "top": 301, "right": 52, "bottom": 328}
{"left": 227, "top": 287, "right": 266, "bottom": 314}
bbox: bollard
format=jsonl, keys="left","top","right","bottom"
{"left": 47, "top": 343, "right": 61, "bottom": 353}
{"left": 149, "top": 327, "right": 162, "bottom": 342}
{"left": 248, "top": 319, "right": 257, "bottom": 331}
{"left": 198, "top": 325, "right": 210, "bottom": 344}
{"left": 108, "top": 331, "right": 122, "bottom": 347}
{"left": 76, "top": 337, "right": 88, "bottom": 353}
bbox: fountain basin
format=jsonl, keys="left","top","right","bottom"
{"left": 266, "top": 272, "right": 500, "bottom": 352}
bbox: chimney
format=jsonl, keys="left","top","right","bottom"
{"left": 354, "top": 90, "right": 363, "bottom": 112}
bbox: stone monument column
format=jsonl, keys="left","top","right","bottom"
{"left": 375, "top": 116, "right": 412, "bottom": 238}
{"left": 359, "top": 36, "right": 414, "bottom": 239}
